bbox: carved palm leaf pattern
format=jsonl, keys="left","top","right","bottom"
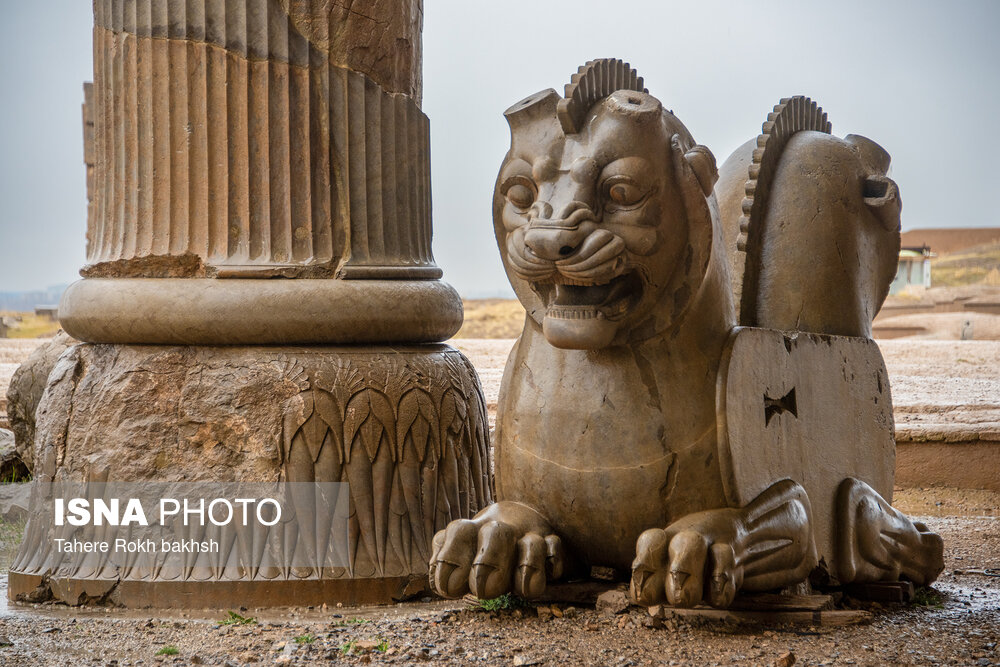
{"left": 15, "top": 350, "right": 491, "bottom": 583}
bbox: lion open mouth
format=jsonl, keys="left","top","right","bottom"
{"left": 539, "top": 272, "right": 642, "bottom": 322}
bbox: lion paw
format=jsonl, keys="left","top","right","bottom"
{"left": 837, "top": 477, "right": 944, "bottom": 586}
{"left": 631, "top": 479, "right": 817, "bottom": 609}
{"left": 429, "top": 501, "right": 565, "bottom": 600}
{"left": 630, "top": 511, "right": 745, "bottom": 609}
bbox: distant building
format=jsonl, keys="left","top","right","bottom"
{"left": 34, "top": 305, "right": 59, "bottom": 320}
{"left": 900, "top": 228, "right": 1000, "bottom": 255}
{"left": 890, "top": 246, "right": 933, "bottom": 294}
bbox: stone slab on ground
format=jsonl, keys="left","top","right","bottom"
{"left": 649, "top": 605, "right": 874, "bottom": 627}
{"left": 881, "top": 340, "right": 1000, "bottom": 490}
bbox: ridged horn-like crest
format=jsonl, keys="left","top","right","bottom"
{"left": 557, "top": 58, "right": 647, "bottom": 134}
{"left": 736, "top": 96, "right": 832, "bottom": 324}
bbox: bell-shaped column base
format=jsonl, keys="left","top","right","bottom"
{"left": 9, "top": 342, "right": 491, "bottom": 608}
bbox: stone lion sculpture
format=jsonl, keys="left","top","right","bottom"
{"left": 430, "top": 59, "right": 943, "bottom": 608}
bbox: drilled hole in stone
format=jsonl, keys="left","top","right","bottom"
{"left": 864, "top": 178, "right": 889, "bottom": 199}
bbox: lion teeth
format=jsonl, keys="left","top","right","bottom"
{"left": 552, "top": 277, "right": 602, "bottom": 287}
{"left": 547, "top": 308, "right": 598, "bottom": 320}
{"left": 547, "top": 301, "right": 631, "bottom": 321}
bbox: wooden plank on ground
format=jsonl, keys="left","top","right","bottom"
{"left": 535, "top": 581, "right": 619, "bottom": 605}
{"left": 729, "top": 593, "right": 834, "bottom": 611}
{"left": 845, "top": 580, "right": 914, "bottom": 603}
{"left": 651, "top": 606, "right": 873, "bottom": 627}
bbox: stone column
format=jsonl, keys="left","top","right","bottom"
{"left": 61, "top": 0, "right": 458, "bottom": 344}
{"left": 9, "top": 0, "right": 491, "bottom": 608}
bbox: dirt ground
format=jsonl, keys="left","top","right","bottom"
{"left": 453, "top": 300, "right": 526, "bottom": 340}
{"left": 0, "top": 486, "right": 997, "bottom": 666}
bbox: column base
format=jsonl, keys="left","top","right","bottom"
{"left": 58, "top": 278, "right": 463, "bottom": 345}
{"left": 8, "top": 572, "right": 430, "bottom": 609}
{"left": 10, "top": 343, "right": 491, "bottom": 607}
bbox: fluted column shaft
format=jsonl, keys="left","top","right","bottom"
{"left": 84, "top": 0, "right": 437, "bottom": 280}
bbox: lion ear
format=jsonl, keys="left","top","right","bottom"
{"left": 683, "top": 145, "right": 718, "bottom": 197}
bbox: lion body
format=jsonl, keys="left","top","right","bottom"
{"left": 494, "top": 192, "right": 736, "bottom": 570}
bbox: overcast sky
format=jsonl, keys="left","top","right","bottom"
{"left": 1, "top": 0, "right": 997, "bottom": 296}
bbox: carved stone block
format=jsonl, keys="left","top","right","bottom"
{"left": 9, "top": 343, "right": 491, "bottom": 606}
{"left": 717, "top": 327, "right": 895, "bottom": 581}
{"left": 430, "top": 59, "right": 942, "bottom": 609}
{"left": 63, "top": 0, "right": 458, "bottom": 345}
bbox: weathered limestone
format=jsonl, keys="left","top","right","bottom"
{"left": 716, "top": 97, "right": 901, "bottom": 337}
{"left": 10, "top": 0, "right": 489, "bottom": 608}
{"left": 429, "top": 60, "right": 942, "bottom": 608}
{"left": 10, "top": 343, "right": 489, "bottom": 606}
{"left": 0, "top": 428, "right": 24, "bottom": 481}
{"left": 63, "top": 0, "right": 458, "bottom": 344}
{"left": 59, "top": 278, "right": 461, "bottom": 345}
{"left": 5, "top": 331, "right": 78, "bottom": 474}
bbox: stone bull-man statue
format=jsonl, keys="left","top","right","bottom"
{"left": 429, "top": 59, "right": 944, "bottom": 608}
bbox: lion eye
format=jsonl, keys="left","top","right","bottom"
{"left": 501, "top": 176, "right": 537, "bottom": 211}
{"left": 605, "top": 178, "right": 644, "bottom": 208}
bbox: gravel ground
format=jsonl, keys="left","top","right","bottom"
{"left": 0, "top": 489, "right": 997, "bottom": 666}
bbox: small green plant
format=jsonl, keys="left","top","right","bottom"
{"left": 912, "top": 587, "right": 944, "bottom": 608}
{"left": 294, "top": 633, "right": 317, "bottom": 644}
{"left": 376, "top": 639, "right": 389, "bottom": 653}
{"left": 0, "top": 464, "right": 31, "bottom": 484}
{"left": 156, "top": 645, "right": 179, "bottom": 656}
{"left": 339, "top": 640, "right": 357, "bottom": 655}
{"left": 221, "top": 610, "right": 257, "bottom": 625}
{"left": 332, "top": 617, "right": 368, "bottom": 627}
{"left": 475, "top": 593, "right": 526, "bottom": 612}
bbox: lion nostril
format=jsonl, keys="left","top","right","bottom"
{"left": 559, "top": 245, "right": 575, "bottom": 257}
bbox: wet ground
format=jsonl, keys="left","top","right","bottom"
{"left": 0, "top": 489, "right": 996, "bottom": 666}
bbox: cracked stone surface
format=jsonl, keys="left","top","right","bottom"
{"left": 3, "top": 332, "right": 76, "bottom": 474}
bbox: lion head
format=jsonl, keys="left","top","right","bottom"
{"left": 494, "top": 60, "right": 720, "bottom": 349}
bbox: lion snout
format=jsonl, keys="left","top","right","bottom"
{"left": 522, "top": 206, "right": 599, "bottom": 261}
{"left": 524, "top": 225, "right": 590, "bottom": 261}
{"left": 510, "top": 225, "right": 629, "bottom": 287}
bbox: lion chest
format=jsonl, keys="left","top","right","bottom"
{"left": 494, "top": 331, "right": 723, "bottom": 569}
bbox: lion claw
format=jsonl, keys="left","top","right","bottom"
{"left": 429, "top": 502, "right": 564, "bottom": 600}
